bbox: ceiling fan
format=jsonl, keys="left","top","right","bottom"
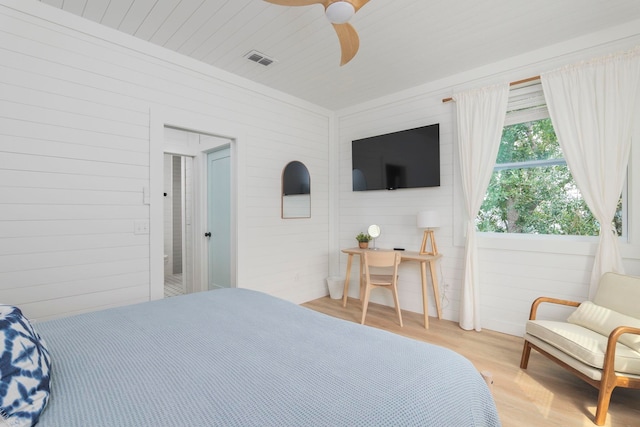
{"left": 264, "top": 0, "right": 370, "bottom": 66}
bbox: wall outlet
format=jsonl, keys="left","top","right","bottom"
{"left": 134, "top": 220, "right": 150, "bottom": 235}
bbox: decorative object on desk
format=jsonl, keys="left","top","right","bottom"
{"left": 417, "top": 210, "right": 440, "bottom": 255}
{"left": 355, "top": 232, "right": 371, "bottom": 249}
{"left": 367, "top": 224, "right": 381, "bottom": 250}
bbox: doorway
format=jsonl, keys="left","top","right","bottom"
{"left": 161, "top": 126, "right": 235, "bottom": 298}
{"left": 163, "top": 153, "right": 194, "bottom": 297}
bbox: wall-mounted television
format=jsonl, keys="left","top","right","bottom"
{"left": 352, "top": 123, "right": 440, "bottom": 191}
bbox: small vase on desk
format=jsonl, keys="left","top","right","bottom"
{"left": 358, "top": 242, "right": 369, "bottom": 249}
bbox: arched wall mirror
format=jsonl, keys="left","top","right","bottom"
{"left": 282, "top": 161, "right": 311, "bottom": 219}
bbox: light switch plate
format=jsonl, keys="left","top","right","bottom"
{"left": 143, "top": 186, "right": 150, "bottom": 205}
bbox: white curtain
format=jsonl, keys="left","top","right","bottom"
{"left": 541, "top": 47, "right": 640, "bottom": 299}
{"left": 454, "top": 83, "right": 509, "bottom": 331}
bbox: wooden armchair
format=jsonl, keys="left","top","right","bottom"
{"left": 520, "top": 272, "right": 640, "bottom": 425}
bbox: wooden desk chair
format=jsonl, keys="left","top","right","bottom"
{"left": 361, "top": 250, "right": 403, "bottom": 327}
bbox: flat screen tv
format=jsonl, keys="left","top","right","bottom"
{"left": 352, "top": 123, "right": 440, "bottom": 191}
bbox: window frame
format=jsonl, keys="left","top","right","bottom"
{"left": 452, "top": 81, "right": 635, "bottom": 256}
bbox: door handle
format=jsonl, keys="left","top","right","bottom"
{"left": 204, "top": 232, "right": 211, "bottom": 238}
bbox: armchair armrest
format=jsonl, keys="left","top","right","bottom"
{"left": 605, "top": 326, "right": 640, "bottom": 357}
{"left": 608, "top": 325, "right": 640, "bottom": 343}
{"left": 601, "top": 326, "right": 640, "bottom": 383}
{"left": 528, "top": 296, "right": 581, "bottom": 320}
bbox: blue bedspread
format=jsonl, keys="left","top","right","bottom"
{"left": 35, "top": 288, "right": 500, "bottom": 426}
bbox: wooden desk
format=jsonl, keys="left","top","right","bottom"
{"left": 341, "top": 248, "right": 442, "bottom": 329}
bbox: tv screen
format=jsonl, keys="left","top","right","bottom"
{"left": 352, "top": 124, "right": 440, "bottom": 191}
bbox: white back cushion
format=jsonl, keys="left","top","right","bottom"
{"left": 593, "top": 272, "right": 640, "bottom": 318}
{"left": 567, "top": 301, "right": 640, "bottom": 352}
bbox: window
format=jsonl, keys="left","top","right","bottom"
{"left": 477, "top": 82, "right": 623, "bottom": 236}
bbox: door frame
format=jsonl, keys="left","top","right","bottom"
{"left": 150, "top": 107, "right": 243, "bottom": 300}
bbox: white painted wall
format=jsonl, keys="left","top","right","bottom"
{"left": 335, "top": 22, "right": 640, "bottom": 336}
{"left": 0, "top": 0, "right": 331, "bottom": 321}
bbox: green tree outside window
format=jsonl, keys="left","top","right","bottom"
{"left": 477, "top": 118, "right": 622, "bottom": 236}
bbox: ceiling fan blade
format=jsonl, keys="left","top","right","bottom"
{"left": 350, "top": 0, "right": 370, "bottom": 13}
{"left": 332, "top": 22, "right": 359, "bottom": 66}
{"left": 265, "top": 0, "right": 365, "bottom": 65}
{"left": 263, "top": 0, "right": 327, "bottom": 7}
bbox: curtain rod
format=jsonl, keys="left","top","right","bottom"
{"left": 441, "top": 75, "right": 540, "bottom": 103}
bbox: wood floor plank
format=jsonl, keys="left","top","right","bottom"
{"left": 302, "top": 296, "right": 640, "bottom": 427}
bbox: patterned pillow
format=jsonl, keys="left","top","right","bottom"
{"left": 0, "top": 305, "right": 51, "bottom": 427}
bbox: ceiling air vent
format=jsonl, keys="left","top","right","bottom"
{"left": 245, "top": 50, "right": 276, "bottom": 66}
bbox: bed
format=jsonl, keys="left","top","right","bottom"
{"left": 6, "top": 288, "right": 500, "bottom": 426}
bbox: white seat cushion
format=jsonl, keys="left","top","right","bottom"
{"left": 526, "top": 320, "right": 640, "bottom": 375}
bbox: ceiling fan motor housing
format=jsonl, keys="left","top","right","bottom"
{"left": 325, "top": 1, "right": 355, "bottom": 24}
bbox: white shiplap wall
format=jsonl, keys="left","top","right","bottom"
{"left": 336, "top": 28, "right": 640, "bottom": 336}
{"left": 0, "top": 1, "right": 331, "bottom": 321}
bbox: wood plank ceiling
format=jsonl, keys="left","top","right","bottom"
{"left": 37, "top": 0, "right": 640, "bottom": 110}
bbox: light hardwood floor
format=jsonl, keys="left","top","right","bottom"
{"left": 302, "top": 296, "right": 640, "bottom": 427}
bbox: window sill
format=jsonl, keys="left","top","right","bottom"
{"left": 474, "top": 232, "right": 639, "bottom": 261}
{"left": 476, "top": 232, "right": 598, "bottom": 256}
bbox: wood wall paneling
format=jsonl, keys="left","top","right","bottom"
{"left": 0, "top": 2, "right": 332, "bottom": 320}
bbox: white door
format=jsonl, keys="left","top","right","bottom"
{"left": 207, "top": 147, "right": 231, "bottom": 289}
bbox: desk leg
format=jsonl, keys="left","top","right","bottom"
{"left": 359, "top": 259, "right": 364, "bottom": 301}
{"left": 420, "top": 260, "right": 429, "bottom": 329}
{"left": 429, "top": 260, "right": 442, "bottom": 319}
{"left": 342, "top": 254, "right": 353, "bottom": 307}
